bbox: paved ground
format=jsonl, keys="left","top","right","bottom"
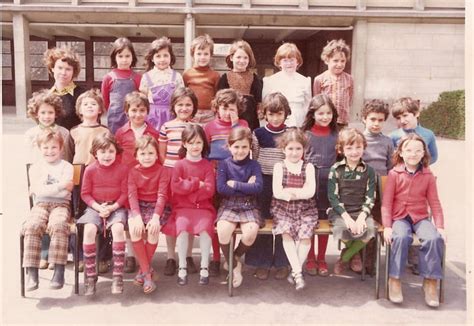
{"left": 0, "top": 113, "right": 471, "bottom": 325}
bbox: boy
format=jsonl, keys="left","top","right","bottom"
{"left": 23, "top": 129, "right": 74, "bottom": 291}
{"left": 183, "top": 34, "right": 220, "bottom": 125}
{"left": 313, "top": 39, "right": 353, "bottom": 129}
{"left": 44, "top": 46, "right": 85, "bottom": 130}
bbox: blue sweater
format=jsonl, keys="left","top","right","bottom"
{"left": 389, "top": 124, "right": 438, "bottom": 164}
{"left": 217, "top": 156, "right": 263, "bottom": 197}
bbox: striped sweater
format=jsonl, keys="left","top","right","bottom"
{"left": 252, "top": 124, "right": 286, "bottom": 175}
{"left": 159, "top": 119, "right": 190, "bottom": 168}
{"left": 204, "top": 117, "right": 248, "bottom": 161}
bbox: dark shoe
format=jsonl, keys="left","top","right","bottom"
{"left": 39, "top": 259, "right": 48, "bottom": 270}
{"left": 274, "top": 266, "right": 289, "bottom": 280}
{"left": 164, "top": 259, "right": 177, "bottom": 276}
{"left": 254, "top": 268, "right": 270, "bottom": 280}
{"left": 111, "top": 276, "right": 124, "bottom": 294}
{"left": 316, "top": 260, "right": 329, "bottom": 277}
{"left": 177, "top": 268, "right": 188, "bottom": 286}
{"left": 84, "top": 277, "right": 96, "bottom": 296}
{"left": 388, "top": 277, "right": 403, "bottom": 303}
{"left": 50, "top": 264, "right": 65, "bottom": 289}
{"left": 304, "top": 259, "right": 318, "bottom": 276}
{"left": 124, "top": 256, "right": 137, "bottom": 274}
{"left": 98, "top": 260, "right": 109, "bottom": 274}
{"left": 199, "top": 268, "right": 209, "bottom": 285}
{"left": 26, "top": 267, "right": 39, "bottom": 291}
{"left": 186, "top": 256, "right": 198, "bottom": 274}
{"left": 209, "top": 261, "right": 220, "bottom": 277}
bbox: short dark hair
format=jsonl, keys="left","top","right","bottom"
{"left": 90, "top": 131, "right": 123, "bottom": 157}
{"left": 110, "top": 37, "right": 138, "bottom": 68}
{"left": 262, "top": 92, "right": 291, "bottom": 119}
{"left": 178, "top": 124, "right": 210, "bottom": 158}
{"left": 361, "top": 99, "right": 389, "bottom": 120}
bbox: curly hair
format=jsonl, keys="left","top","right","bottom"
{"left": 211, "top": 88, "right": 245, "bottom": 115}
{"left": 301, "top": 94, "right": 338, "bottom": 132}
{"left": 225, "top": 40, "right": 256, "bottom": 70}
{"left": 144, "top": 37, "right": 176, "bottom": 71}
{"left": 321, "top": 39, "right": 351, "bottom": 62}
{"left": 27, "top": 89, "right": 64, "bottom": 123}
{"left": 43, "top": 46, "right": 81, "bottom": 79}
{"left": 361, "top": 99, "right": 390, "bottom": 120}
{"left": 75, "top": 89, "right": 104, "bottom": 121}
{"left": 110, "top": 37, "right": 138, "bottom": 68}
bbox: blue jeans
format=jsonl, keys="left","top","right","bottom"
{"left": 389, "top": 217, "right": 444, "bottom": 279}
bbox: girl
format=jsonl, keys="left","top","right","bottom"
{"left": 327, "top": 128, "right": 377, "bottom": 275}
{"left": 101, "top": 37, "right": 142, "bottom": 134}
{"left": 382, "top": 133, "right": 445, "bottom": 308}
{"left": 78, "top": 132, "right": 129, "bottom": 296}
{"left": 163, "top": 125, "right": 216, "bottom": 286}
{"left": 139, "top": 37, "right": 184, "bottom": 131}
{"left": 159, "top": 87, "right": 199, "bottom": 277}
{"left": 128, "top": 135, "right": 169, "bottom": 294}
{"left": 216, "top": 127, "right": 263, "bottom": 288}
{"left": 262, "top": 43, "right": 311, "bottom": 128}
{"left": 217, "top": 40, "right": 262, "bottom": 131}
{"left": 43, "top": 46, "right": 85, "bottom": 130}
{"left": 302, "top": 94, "right": 339, "bottom": 277}
{"left": 271, "top": 128, "right": 318, "bottom": 290}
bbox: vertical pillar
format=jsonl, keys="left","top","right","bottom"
{"left": 351, "top": 19, "right": 368, "bottom": 122}
{"left": 184, "top": 13, "right": 195, "bottom": 70}
{"left": 13, "top": 14, "right": 31, "bottom": 118}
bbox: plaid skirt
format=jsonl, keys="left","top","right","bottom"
{"left": 217, "top": 196, "right": 263, "bottom": 227}
{"left": 271, "top": 198, "right": 318, "bottom": 240}
{"left": 129, "top": 200, "right": 156, "bottom": 225}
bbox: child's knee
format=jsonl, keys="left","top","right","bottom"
{"left": 111, "top": 223, "right": 125, "bottom": 237}
{"left": 83, "top": 224, "right": 98, "bottom": 241}
{"left": 23, "top": 220, "right": 46, "bottom": 236}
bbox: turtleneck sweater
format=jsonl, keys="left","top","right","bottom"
{"left": 362, "top": 130, "right": 394, "bottom": 176}
{"left": 183, "top": 66, "right": 220, "bottom": 110}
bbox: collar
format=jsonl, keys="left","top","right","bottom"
{"left": 193, "top": 65, "right": 210, "bottom": 72}
{"left": 393, "top": 163, "right": 431, "bottom": 175}
{"left": 216, "top": 117, "right": 233, "bottom": 127}
{"left": 231, "top": 155, "right": 251, "bottom": 166}
{"left": 311, "top": 124, "right": 331, "bottom": 136}
{"left": 363, "top": 130, "right": 382, "bottom": 137}
{"left": 334, "top": 158, "right": 367, "bottom": 172}
{"left": 51, "top": 82, "right": 76, "bottom": 96}
{"left": 265, "top": 123, "right": 286, "bottom": 133}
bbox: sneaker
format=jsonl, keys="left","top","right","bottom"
{"left": 232, "top": 261, "right": 243, "bottom": 288}
{"left": 304, "top": 259, "right": 318, "bottom": 276}
{"left": 98, "top": 260, "right": 109, "bottom": 274}
{"left": 209, "top": 261, "right": 220, "bottom": 277}
{"left": 254, "top": 268, "right": 270, "bottom": 280}
{"left": 164, "top": 259, "right": 177, "bottom": 276}
{"left": 84, "top": 277, "right": 97, "bottom": 296}
{"left": 186, "top": 257, "right": 198, "bottom": 274}
{"left": 274, "top": 266, "right": 289, "bottom": 280}
{"left": 422, "top": 278, "right": 439, "bottom": 307}
{"left": 388, "top": 277, "right": 403, "bottom": 304}
{"left": 350, "top": 253, "right": 363, "bottom": 273}
{"left": 111, "top": 276, "right": 124, "bottom": 294}
{"left": 294, "top": 272, "right": 306, "bottom": 291}
{"left": 124, "top": 256, "right": 137, "bottom": 274}
{"left": 39, "top": 259, "right": 48, "bottom": 270}
{"left": 334, "top": 258, "right": 348, "bottom": 275}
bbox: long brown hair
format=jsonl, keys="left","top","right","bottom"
{"left": 301, "top": 94, "right": 338, "bottom": 132}
{"left": 392, "top": 133, "right": 431, "bottom": 168}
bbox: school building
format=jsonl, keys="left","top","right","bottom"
{"left": 1, "top": 0, "right": 465, "bottom": 119}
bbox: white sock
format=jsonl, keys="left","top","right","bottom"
{"left": 199, "top": 232, "right": 211, "bottom": 277}
{"left": 177, "top": 232, "right": 189, "bottom": 272}
{"left": 297, "top": 241, "right": 311, "bottom": 273}
{"left": 126, "top": 238, "right": 135, "bottom": 257}
{"left": 282, "top": 238, "right": 301, "bottom": 274}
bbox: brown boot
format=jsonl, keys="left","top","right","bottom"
{"left": 422, "top": 278, "right": 439, "bottom": 307}
{"left": 388, "top": 277, "right": 403, "bottom": 303}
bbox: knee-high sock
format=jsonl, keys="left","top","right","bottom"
{"left": 317, "top": 234, "right": 329, "bottom": 261}
{"left": 177, "top": 232, "right": 189, "bottom": 269}
{"left": 145, "top": 242, "right": 158, "bottom": 266}
{"left": 132, "top": 240, "right": 150, "bottom": 274}
{"left": 220, "top": 243, "right": 235, "bottom": 266}
{"left": 212, "top": 232, "right": 221, "bottom": 262}
{"left": 306, "top": 235, "right": 316, "bottom": 262}
{"left": 199, "top": 232, "right": 211, "bottom": 271}
{"left": 112, "top": 241, "right": 126, "bottom": 277}
{"left": 342, "top": 240, "right": 366, "bottom": 262}
{"left": 282, "top": 238, "right": 302, "bottom": 274}
{"left": 234, "top": 241, "right": 251, "bottom": 259}
{"left": 83, "top": 243, "right": 96, "bottom": 278}
{"left": 297, "top": 241, "right": 311, "bottom": 268}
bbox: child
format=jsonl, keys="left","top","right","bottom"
{"left": 101, "top": 37, "right": 142, "bottom": 134}
{"left": 302, "top": 94, "right": 339, "bottom": 277}
{"left": 139, "top": 36, "right": 184, "bottom": 131}
{"left": 25, "top": 89, "right": 69, "bottom": 164}
{"left": 65, "top": 89, "right": 109, "bottom": 166}
{"left": 78, "top": 132, "right": 129, "bottom": 295}
{"left": 163, "top": 125, "right": 216, "bottom": 285}
{"left": 217, "top": 40, "right": 262, "bottom": 131}
{"left": 127, "top": 135, "right": 169, "bottom": 294}
{"left": 158, "top": 87, "right": 199, "bottom": 276}
{"left": 183, "top": 34, "right": 220, "bottom": 125}
{"left": 361, "top": 99, "right": 394, "bottom": 275}
{"left": 313, "top": 39, "right": 353, "bottom": 129}
{"left": 382, "top": 133, "right": 445, "bottom": 307}
{"left": 262, "top": 42, "right": 311, "bottom": 128}
{"left": 116, "top": 91, "right": 160, "bottom": 169}
{"left": 327, "top": 128, "right": 377, "bottom": 275}
{"left": 44, "top": 46, "right": 85, "bottom": 130}
{"left": 389, "top": 97, "right": 438, "bottom": 165}
{"left": 22, "top": 129, "right": 73, "bottom": 291}
{"left": 245, "top": 92, "right": 290, "bottom": 281}
{"left": 271, "top": 128, "right": 318, "bottom": 290}
{"left": 204, "top": 88, "right": 249, "bottom": 276}
{"left": 216, "top": 126, "right": 263, "bottom": 288}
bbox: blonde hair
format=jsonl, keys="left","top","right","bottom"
{"left": 335, "top": 128, "right": 367, "bottom": 156}
{"left": 43, "top": 47, "right": 81, "bottom": 79}
{"left": 27, "top": 89, "right": 64, "bottom": 123}
{"left": 36, "top": 129, "right": 65, "bottom": 149}
{"left": 225, "top": 40, "right": 256, "bottom": 70}
{"left": 274, "top": 42, "right": 303, "bottom": 68}
{"left": 75, "top": 89, "right": 104, "bottom": 121}
{"left": 321, "top": 39, "right": 351, "bottom": 62}
{"left": 191, "top": 34, "right": 214, "bottom": 56}
{"left": 134, "top": 135, "right": 159, "bottom": 158}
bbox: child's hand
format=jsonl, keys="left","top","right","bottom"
{"left": 354, "top": 213, "right": 367, "bottom": 235}
{"left": 342, "top": 212, "right": 357, "bottom": 234}
{"left": 63, "top": 180, "right": 74, "bottom": 192}
{"left": 437, "top": 228, "right": 447, "bottom": 243}
{"left": 383, "top": 227, "right": 393, "bottom": 244}
{"left": 248, "top": 175, "right": 256, "bottom": 184}
{"left": 227, "top": 180, "right": 236, "bottom": 188}
{"left": 146, "top": 214, "right": 161, "bottom": 236}
{"left": 129, "top": 216, "right": 145, "bottom": 238}
{"left": 229, "top": 111, "right": 239, "bottom": 125}
{"left": 97, "top": 203, "right": 110, "bottom": 218}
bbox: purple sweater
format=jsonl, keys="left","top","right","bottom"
{"left": 216, "top": 156, "right": 263, "bottom": 197}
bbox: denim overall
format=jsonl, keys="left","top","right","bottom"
{"left": 144, "top": 70, "right": 177, "bottom": 131}
{"left": 107, "top": 71, "right": 137, "bottom": 134}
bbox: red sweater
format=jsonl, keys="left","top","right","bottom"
{"left": 381, "top": 164, "right": 444, "bottom": 228}
{"left": 81, "top": 160, "right": 129, "bottom": 208}
{"left": 115, "top": 122, "right": 160, "bottom": 169}
{"left": 101, "top": 68, "right": 141, "bottom": 110}
{"left": 128, "top": 161, "right": 170, "bottom": 216}
{"left": 170, "top": 158, "right": 216, "bottom": 213}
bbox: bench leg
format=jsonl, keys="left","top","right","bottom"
{"left": 440, "top": 241, "right": 446, "bottom": 303}
{"left": 361, "top": 245, "right": 366, "bottom": 281}
{"left": 20, "top": 234, "right": 25, "bottom": 298}
{"left": 74, "top": 230, "right": 79, "bottom": 295}
{"left": 385, "top": 243, "right": 391, "bottom": 300}
{"left": 228, "top": 235, "right": 234, "bottom": 297}
{"left": 375, "top": 232, "right": 381, "bottom": 299}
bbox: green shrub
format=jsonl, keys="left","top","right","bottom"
{"left": 419, "top": 90, "right": 465, "bottom": 140}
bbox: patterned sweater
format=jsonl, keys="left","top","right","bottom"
{"left": 252, "top": 124, "right": 286, "bottom": 175}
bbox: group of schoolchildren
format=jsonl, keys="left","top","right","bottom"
{"left": 22, "top": 34, "right": 445, "bottom": 308}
